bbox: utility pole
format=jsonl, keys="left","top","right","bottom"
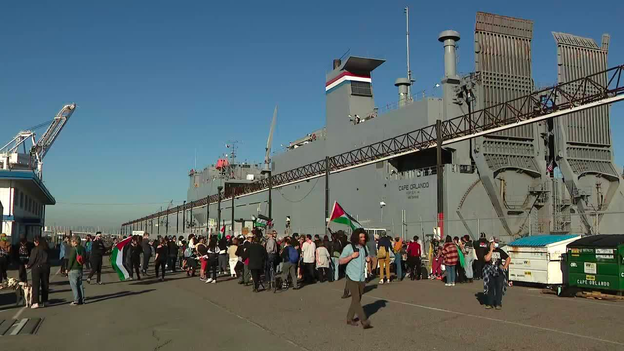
{"left": 158, "top": 206, "right": 161, "bottom": 235}
{"left": 268, "top": 170, "right": 272, "bottom": 220}
{"left": 436, "top": 119, "right": 444, "bottom": 239}
{"left": 176, "top": 207, "right": 179, "bottom": 234}
{"left": 325, "top": 156, "right": 330, "bottom": 235}
{"left": 205, "top": 195, "right": 210, "bottom": 235}
{"left": 217, "top": 185, "right": 223, "bottom": 237}
{"left": 190, "top": 203, "right": 193, "bottom": 234}
{"left": 231, "top": 191, "right": 235, "bottom": 236}
{"left": 165, "top": 208, "right": 169, "bottom": 235}
{"left": 182, "top": 200, "right": 186, "bottom": 233}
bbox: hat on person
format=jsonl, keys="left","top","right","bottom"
{"left": 226, "top": 235, "right": 231, "bottom": 240}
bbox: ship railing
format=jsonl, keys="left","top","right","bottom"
{"left": 391, "top": 164, "right": 475, "bottom": 181}
{"left": 362, "top": 93, "right": 429, "bottom": 121}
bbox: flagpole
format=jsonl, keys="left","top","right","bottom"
{"left": 325, "top": 156, "right": 330, "bottom": 236}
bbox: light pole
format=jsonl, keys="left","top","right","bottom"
{"left": 217, "top": 185, "right": 223, "bottom": 237}
{"left": 380, "top": 201, "right": 386, "bottom": 226}
{"left": 182, "top": 200, "right": 187, "bottom": 233}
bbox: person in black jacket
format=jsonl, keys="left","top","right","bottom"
{"left": 130, "top": 237, "right": 143, "bottom": 280}
{"left": 237, "top": 232, "right": 253, "bottom": 285}
{"left": 141, "top": 233, "right": 152, "bottom": 274}
{"left": 87, "top": 232, "right": 106, "bottom": 285}
{"left": 167, "top": 237, "right": 178, "bottom": 272}
{"left": 244, "top": 236, "right": 267, "bottom": 292}
{"left": 27, "top": 236, "right": 50, "bottom": 309}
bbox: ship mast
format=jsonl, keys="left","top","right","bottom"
{"left": 405, "top": 6, "right": 413, "bottom": 100}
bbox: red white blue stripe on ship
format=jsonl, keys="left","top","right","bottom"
{"left": 325, "top": 71, "right": 371, "bottom": 94}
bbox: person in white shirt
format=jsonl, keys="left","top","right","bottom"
{"left": 301, "top": 235, "right": 316, "bottom": 285}
{"left": 315, "top": 242, "right": 331, "bottom": 282}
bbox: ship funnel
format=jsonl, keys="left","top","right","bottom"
{"left": 394, "top": 78, "right": 412, "bottom": 107}
{"left": 438, "top": 30, "right": 460, "bottom": 78}
{"left": 333, "top": 59, "right": 342, "bottom": 70}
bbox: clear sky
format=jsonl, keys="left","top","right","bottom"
{"left": 1, "top": 0, "right": 623, "bottom": 231}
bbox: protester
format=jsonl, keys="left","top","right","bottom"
{"left": 377, "top": 232, "right": 392, "bottom": 284}
{"left": 167, "top": 236, "right": 178, "bottom": 272}
{"left": 462, "top": 235, "right": 475, "bottom": 282}
{"left": 245, "top": 235, "right": 267, "bottom": 292}
{"left": 0, "top": 233, "right": 10, "bottom": 285}
{"left": 301, "top": 234, "right": 316, "bottom": 285}
{"left": 265, "top": 230, "right": 278, "bottom": 288}
{"left": 59, "top": 236, "right": 70, "bottom": 277}
{"left": 141, "top": 233, "right": 152, "bottom": 274}
{"left": 83, "top": 234, "right": 92, "bottom": 270}
{"left": 430, "top": 244, "right": 443, "bottom": 280}
{"left": 365, "top": 233, "right": 378, "bottom": 281}
{"left": 473, "top": 232, "right": 489, "bottom": 280}
{"left": 67, "top": 236, "right": 86, "bottom": 305}
{"left": 237, "top": 229, "right": 253, "bottom": 285}
{"left": 442, "top": 236, "right": 459, "bottom": 287}
{"left": 197, "top": 237, "right": 208, "bottom": 281}
{"left": 130, "top": 237, "right": 143, "bottom": 280}
{"left": 206, "top": 237, "right": 220, "bottom": 284}
{"left": 154, "top": 237, "right": 168, "bottom": 282}
{"left": 406, "top": 236, "right": 422, "bottom": 280}
{"left": 454, "top": 236, "right": 467, "bottom": 283}
{"left": 277, "top": 238, "right": 299, "bottom": 290}
{"left": 15, "top": 235, "right": 32, "bottom": 283}
{"left": 483, "top": 237, "right": 510, "bottom": 310}
{"left": 315, "top": 241, "right": 331, "bottom": 282}
{"left": 178, "top": 236, "right": 186, "bottom": 269}
{"left": 330, "top": 231, "right": 344, "bottom": 282}
{"left": 393, "top": 237, "right": 404, "bottom": 281}
{"left": 218, "top": 235, "right": 229, "bottom": 275}
{"left": 27, "top": 236, "right": 50, "bottom": 309}
{"left": 228, "top": 238, "right": 239, "bottom": 277}
{"left": 339, "top": 228, "right": 372, "bottom": 329}
{"left": 87, "top": 232, "right": 106, "bottom": 285}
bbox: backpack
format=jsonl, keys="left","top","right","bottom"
{"left": 76, "top": 248, "right": 85, "bottom": 265}
{"left": 184, "top": 247, "right": 193, "bottom": 258}
{"left": 377, "top": 245, "right": 388, "bottom": 259}
{"left": 287, "top": 246, "right": 299, "bottom": 264}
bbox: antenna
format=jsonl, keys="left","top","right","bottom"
{"left": 265, "top": 105, "right": 278, "bottom": 170}
{"left": 404, "top": 6, "right": 413, "bottom": 99}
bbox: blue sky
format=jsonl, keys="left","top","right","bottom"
{"left": 1, "top": 0, "right": 623, "bottom": 231}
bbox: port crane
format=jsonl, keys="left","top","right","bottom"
{"left": 0, "top": 103, "right": 77, "bottom": 179}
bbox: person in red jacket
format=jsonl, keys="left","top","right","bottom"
{"left": 442, "top": 236, "right": 458, "bottom": 286}
{"left": 406, "top": 236, "right": 422, "bottom": 281}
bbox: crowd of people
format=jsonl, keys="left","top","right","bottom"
{"left": 0, "top": 227, "right": 510, "bottom": 320}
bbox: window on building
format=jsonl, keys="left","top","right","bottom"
{"left": 351, "top": 81, "right": 372, "bottom": 97}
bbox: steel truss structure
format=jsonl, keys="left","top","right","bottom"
{"left": 123, "top": 65, "right": 624, "bottom": 228}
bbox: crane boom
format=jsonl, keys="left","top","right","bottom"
{"left": 32, "top": 104, "right": 76, "bottom": 162}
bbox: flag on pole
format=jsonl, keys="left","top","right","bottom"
{"left": 328, "top": 202, "right": 362, "bottom": 230}
{"left": 110, "top": 236, "right": 132, "bottom": 281}
{"left": 218, "top": 225, "right": 225, "bottom": 239}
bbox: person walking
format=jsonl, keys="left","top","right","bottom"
{"left": 365, "top": 233, "right": 378, "bottom": 281}
{"left": 141, "top": 233, "right": 152, "bottom": 274}
{"left": 228, "top": 238, "right": 239, "bottom": 277}
{"left": 277, "top": 238, "right": 299, "bottom": 290}
{"left": 15, "top": 235, "right": 33, "bottom": 283}
{"left": 393, "top": 237, "right": 404, "bottom": 281}
{"left": 67, "top": 236, "right": 86, "bottom": 305}
{"left": 442, "top": 236, "right": 459, "bottom": 287}
{"left": 0, "top": 233, "right": 11, "bottom": 285}
{"left": 130, "top": 237, "right": 143, "bottom": 280}
{"left": 264, "top": 230, "right": 278, "bottom": 288}
{"left": 483, "top": 238, "right": 510, "bottom": 310}
{"left": 244, "top": 235, "right": 267, "bottom": 292}
{"left": 377, "top": 232, "right": 392, "bottom": 284}
{"left": 87, "top": 232, "right": 106, "bottom": 285}
{"left": 301, "top": 234, "right": 316, "bottom": 285}
{"left": 406, "top": 236, "right": 422, "bottom": 280}
{"left": 339, "top": 228, "right": 372, "bottom": 329}
{"left": 154, "top": 237, "right": 168, "bottom": 282}
{"left": 59, "top": 236, "right": 70, "bottom": 277}
{"left": 27, "top": 236, "right": 50, "bottom": 309}
{"left": 315, "top": 241, "right": 331, "bottom": 282}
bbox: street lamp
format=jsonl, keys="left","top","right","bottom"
{"left": 217, "top": 185, "right": 223, "bottom": 236}
{"left": 380, "top": 201, "right": 386, "bottom": 225}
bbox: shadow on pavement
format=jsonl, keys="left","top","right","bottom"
{"left": 363, "top": 299, "right": 388, "bottom": 317}
{"left": 0, "top": 291, "right": 18, "bottom": 311}
{"left": 364, "top": 284, "right": 378, "bottom": 293}
{"left": 129, "top": 276, "right": 188, "bottom": 286}
{"left": 475, "top": 292, "right": 486, "bottom": 305}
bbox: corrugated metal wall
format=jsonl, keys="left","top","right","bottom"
{"left": 554, "top": 32, "right": 610, "bottom": 146}
{"left": 475, "top": 12, "right": 535, "bottom": 139}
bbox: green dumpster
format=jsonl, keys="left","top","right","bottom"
{"left": 566, "top": 235, "right": 624, "bottom": 292}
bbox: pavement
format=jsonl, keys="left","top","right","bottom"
{"left": 1, "top": 262, "right": 624, "bottom": 351}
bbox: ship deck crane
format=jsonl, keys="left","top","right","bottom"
{"left": 0, "top": 103, "right": 77, "bottom": 178}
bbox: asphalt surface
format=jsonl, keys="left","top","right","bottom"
{"left": 1, "top": 262, "right": 623, "bottom": 351}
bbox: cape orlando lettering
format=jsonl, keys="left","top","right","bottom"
{"left": 398, "top": 182, "right": 430, "bottom": 200}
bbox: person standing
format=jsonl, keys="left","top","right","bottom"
{"left": 483, "top": 238, "right": 510, "bottom": 310}
{"left": 393, "top": 237, "right": 404, "bottom": 282}
{"left": 67, "top": 236, "right": 86, "bottom": 305}
{"left": 0, "top": 233, "right": 11, "bottom": 284}
{"left": 167, "top": 237, "right": 178, "bottom": 272}
{"left": 301, "top": 234, "right": 316, "bottom": 285}
{"left": 339, "top": 228, "right": 372, "bottom": 329}
{"left": 141, "top": 233, "right": 152, "bottom": 274}
{"left": 87, "top": 232, "right": 106, "bottom": 285}
{"left": 442, "top": 236, "right": 459, "bottom": 287}
{"left": 330, "top": 232, "right": 344, "bottom": 282}
{"left": 377, "top": 232, "right": 392, "bottom": 284}
{"left": 277, "top": 238, "right": 299, "bottom": 290}
{"left": 315, "top": 242, "right": 331, "bottom": 282}
{"left": 27, "top": 236, "right": 50, "bottom": 309}
{"left": 84, "top": 234, "right": 92, "bottom": 270}
{"left": 473, "top": 232, "right": 489, "bottom": 280}
{"left": 154, "top": 237, "right": 168, "bottom": 282}
{"left": 244, "top": 235, "right": 267, "bottom": 292}
{"left": 205, "top": 237, "right": 220, "bottom": 284}
{"left": 228, "top": 238, "right": 239, "bottom": 277}
{"left": 365, "top": 233, "right": 378, "bottom": 281}
{"left": 218, "top": 235, "right": 229, "bottom": 276}
{"left": 59, "top": 236, "right": 70, "bottom": 277}
{"left": 406, "top": 236, "right": 422, "bottom": 280}
{"left": 264, "top": 230, "right": 278, "bottom": 288}
{"left": 237, "top": 230, "right": 253, "bottom": 285}
{"left": 15, "top": 235, "right": 33, "bottom": 283}
{"left": 130, "top": 237, "right": 143, "bottom": 280}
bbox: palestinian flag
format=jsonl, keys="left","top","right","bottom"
{"left": 110, "top": 236, "right": 132, "bottom": 281}
{"left": 253, "top": 214, "right": 272, "bottom": 228}
{"left": 328, "top": 202, "right": 362, "bottom": 230}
